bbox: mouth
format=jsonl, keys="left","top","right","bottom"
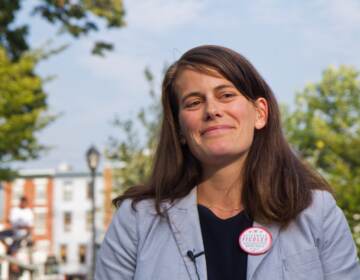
{"left": 200, "top": 125, "right": 234, "bottom": 136}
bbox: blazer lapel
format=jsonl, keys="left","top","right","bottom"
{"left": 166, "top": 187, "right": 280, "bottom": 280}
{"left": 247, "top": 221, "right": 280, "bottom": 280}
{"left": 166, "top": 187, "right": 207, "bottom": 280}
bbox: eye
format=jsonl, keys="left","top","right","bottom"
{"left": 220, "top": 92, "right": 237, "bottom": 99}
{"left": 184, "top": 100, "right": 201, "bottom": 108}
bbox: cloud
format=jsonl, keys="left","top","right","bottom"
{"left": 247, "top": 0, "right": 360, "bottom": 32}
{"left": 125, "top": 0, "right": 206, "bottom": 32}
{"left": 81, "top": 51, "right": 146, "bottom": 83}
{"left": 246, "top": 0, "right": 303, "bottom": 26}
{"left": 324, "top": 0, "right": 360, "bottom": 31}
{"left": 245, "top": 0, "right": 360, "bottom": 58}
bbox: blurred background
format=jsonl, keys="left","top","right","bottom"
{"left": 0, "top": 0, "right": 359, "bottom": 279}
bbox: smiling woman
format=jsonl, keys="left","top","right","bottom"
{"left": 95, "top": 45, "right": 360, "bottom": 280}
{"left": 176, "top": 68, "right": 267, "bottom": 167}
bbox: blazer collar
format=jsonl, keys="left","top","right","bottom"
{"left": 166, "top": 187, "right": 207, "bottom": 280}
{"left": 165, "top": 186, "right": 280, "bottom": 280}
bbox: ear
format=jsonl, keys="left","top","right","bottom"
{"left": 254, "top": 97, "right": 268, "bottom": 130}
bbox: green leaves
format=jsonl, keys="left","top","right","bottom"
{"left": 91, "top": 41, "right": 113, "bottom": 56}
{"left": 0, "top": 47, "right": 55, "bottom": 180}
{"left": 1, "top": 0, "right": 125, "bottom": 60}
{"left": 0, "top": 0, "right": 126, "bottom": 180}
{"left": 283, "top": 65, "right": 360, "bottom": 254}
{"left": 31, "top": 0, "right": 125, "bottom": 55}
{"left": 84, "top": 0, "right": 125, "bottom": 28}
{"left": 0, "top": 0, "right": 29, "bottom": 60}
{"left": 106, "top": 68, "right": 161, "bottom": 193}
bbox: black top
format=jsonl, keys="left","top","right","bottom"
{"left": 197, "top": 205, "right": 253, "bottom": 280}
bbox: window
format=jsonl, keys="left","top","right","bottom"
{"left": 86, "top": 211, "right": 92, "bottom": 231}
{"left": 34, "top": 179, "right": 47, "bottom": 204}
{"left": 63, "top": 212, "right": 72, "bottom": 232}
{"left": 60, "top": 244, "right": 67, "bottom": 263}
{"left": 78, "top": 244, "right": 87, "bottom": 264}
{"left": 63, "top": 181, "right": 73, "bottom": 201}
{"left": 34, "top": 208, "right": 47, "bottom": 235}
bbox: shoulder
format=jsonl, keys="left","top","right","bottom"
{"left": 110, "top": 198, "right": 160, "bottom": 233}
{"left": 114, "top": 198, "right": 158, "bottom": 219}
{"left": 105, "top": 198, "right": 171, "bottom": 256}
{"left": 311, "top": 189, "right": 335, "bottom": 207}
{"left": 294, "top": 190, "right": 350, "bottom": 241}
{"left": 109, "top": 189, "right": 195, "bottom": 237}
{"left": 280, "top": 190, "right": 343, "bottom": 250}
{"left": 276, "top": 190, "right": 360, "bottom": 279}
{"left": 284, "top": 190, "right": 337, "bottom": 239}
{"left": 299, "top": 189, "right": 335, "bottom": 220}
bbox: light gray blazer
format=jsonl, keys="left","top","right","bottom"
{"left": 95, "top": 188, "right": 360, "bottom": 279}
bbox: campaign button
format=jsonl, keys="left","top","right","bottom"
{"left": 239, "top": 226, "right": 272, "bottom": 255}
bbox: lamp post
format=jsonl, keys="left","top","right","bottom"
{"left": 86, "top": 145, "right": 100, "bottom": 280}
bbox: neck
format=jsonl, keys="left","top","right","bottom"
{"left": 198, "top": 157, "right": 245, "bottom": 209}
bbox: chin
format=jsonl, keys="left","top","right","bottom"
{"left": 190, "top": 141, "right": 251, "bottom": 164}
{"left": 205, "top": 142, "right": 242, "bottom": 155}
{"left": 200, "top": 147, "right": 247, "bottom": 163}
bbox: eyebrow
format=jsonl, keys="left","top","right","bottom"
{"left": 180, "top": 84, "right": 235, "bottom": 103}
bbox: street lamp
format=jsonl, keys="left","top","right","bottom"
{"left": 86, "top": 145, "right": 100, "bottom": 280}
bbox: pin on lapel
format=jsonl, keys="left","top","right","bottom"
{"left": 239, "top": 226, "right": 272, "bottom": 255}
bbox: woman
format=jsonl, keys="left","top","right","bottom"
{"left": 96, "top": 45, "right": 360, "bottom": 280}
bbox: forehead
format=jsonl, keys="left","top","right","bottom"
{"left": 174, "top": 67, "right": 233, "bottom": 95}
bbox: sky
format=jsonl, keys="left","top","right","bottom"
{"left": 16, "top": 0, "right": 360, "bottom": 172}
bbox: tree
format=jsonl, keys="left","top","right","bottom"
{"left": 106, "top": 68, "right": 161, "bottom": 192}
{"left": 283, "top": 65, "right": 360, "bottom": 253}
{"left": 0, "top": 0, "right": 126, "bottom": 180}
{"left": 0, "top": 0, "right": 125, "bottom": 60}
{"left": 0, "top": 47, "right": 55, "bottom": 180}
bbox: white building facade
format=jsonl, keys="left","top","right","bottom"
{"left": 52, "top": 171, "right": 107, "bottom": 278}
{"left": 0, "top": 166, "right": 113, "bottom": 279}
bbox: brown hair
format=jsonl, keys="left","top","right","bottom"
{"left": 113, "top": 45, "right": 331, "bottom": 226}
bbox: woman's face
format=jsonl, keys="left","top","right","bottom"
{"left": 176, "top": 68, "right": 268, "bottom": 166}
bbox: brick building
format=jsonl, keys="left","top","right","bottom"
{"left": 0, "top": 165, "right": 113, "bottom": 279}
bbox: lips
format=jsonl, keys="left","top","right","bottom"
{"left": 200, "top": 125, "right": 234, "bottom": 135}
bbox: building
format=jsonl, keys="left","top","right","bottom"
{"left": 0, "top": 165, "right": 113, "bottom": 279}
{"left": 52, "top": 167, "right": 112, "bottom": 278}
{"left": 1, "top": 169, "right": 55, "bottom": 269}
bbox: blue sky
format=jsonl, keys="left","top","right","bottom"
{"left": 17, "top": 0, "right": 360, "bottom": 171}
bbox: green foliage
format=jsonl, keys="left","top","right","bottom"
{"left": 0, "top": 0, "right": 125, "bottom": 180}
{"left": 0, "top": 47, "right": 55, "bottom": 180}
{"left": 0, "top": 0, "right": 125, "bottom": 60}
{"left": 106, "top": 67, "right": 162, "bottom": 192}
{"left": 0, "top": 0, "right": 29, "bottom": 60}
{"left": 283, "top": 65, "right": 360, "bottom": 253}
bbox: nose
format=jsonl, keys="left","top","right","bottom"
{"left": 204, "top": 100, "right": 223, "bottom": 121}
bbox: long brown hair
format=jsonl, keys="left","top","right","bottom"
{"left": 113, "top": 45, "right": 331, "bottom": 226}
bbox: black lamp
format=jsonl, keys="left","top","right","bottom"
{"left": 86, "top": 145, "right": 100, "bottom": 280}
{"left": 86, "top": 146, "right": 100, "bottom": 173}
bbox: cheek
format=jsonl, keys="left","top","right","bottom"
{"left": 179, "top": 112, "right": 200, "bottom": 135}
{"left": 229, "top": 102, "right": 257, "bottom": 127}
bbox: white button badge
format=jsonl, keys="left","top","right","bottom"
{"left": 239, "top": 226, "right": 272, "bottom": 255}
